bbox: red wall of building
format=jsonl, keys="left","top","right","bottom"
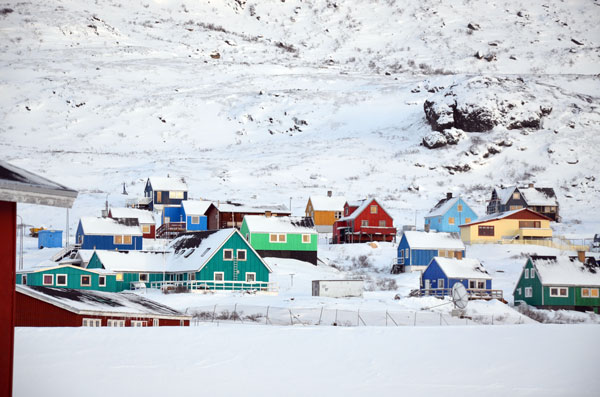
{"left": 0, "top": 200, "right": 16, "bottom": 397}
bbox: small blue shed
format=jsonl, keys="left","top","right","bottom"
{"left": 420, "top": 257, "right": 492, "bottom": 295}
{"left": 181, "top": 200, "right": 210, "bottom": 231}
{"left": 424, "top": 194, "right": 478, "bottom": 233}
{"left": 395, "top": 231, "right": 466, "bottom": 273}
{"left": 38, "top": 230, "right": 62, "bottom": 249}
{"left": 76, "top": 217, "right": 143, "bottom": 251}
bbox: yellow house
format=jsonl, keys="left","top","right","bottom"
{"left": 305, "top": 193, "right": 347, "bottom": 233}
{"left": 460, "top": 208, "right": 552, "bottom": 244}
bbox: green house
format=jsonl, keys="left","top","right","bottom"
{"left": 513, "top": 255, "right": 600, "bottom": 313}
{"left": 16, "top": 264, "right": 124, "bottom": 292}
{"left": 240, "top": 215, "right": 318, "bottom": 265}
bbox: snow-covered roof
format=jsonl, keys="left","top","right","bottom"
{"left": 216, "top": 203, "right": 290, "bottom": 214}
{"left": 93, "top": 250, "right": 179, "bottom": 272}
{"left": 110, "top": 207, "right": 155, "bottom": 224}
{"left": 16, "top": 285, "right": 190, "bottom": 319}
{"left": 308, "top": 195, "right": 347, "bottom": 212}
{"left": 338, "top": 198, "right": 391, "bottom": 222}
{"left": 77, "top": 249, "right": 95, "bottom": 263}
{"left": 148, "top": 177, "right": 188, "bottom": 192}
{"left": 433, "top": 257, "right": 492, "bottom": 280}
{"left": 519, "top": 187, "right": 558, "bottom": 206}
{"left": 403, "top": 231, "right": 465, "bottom": 250}
{"left": 460, "top": 208, "right": 550, "bottom": 227}
{"left": 532, "top": 256, "right": 600, "bottom": 287}
{"left": 79, "top": 217, "right": 142, "bottom": 236}
{"left": 426, "top": 197, "right": 459, "bottom": 217}
{"left": 182, "top": 200, "right": 212, "bottom": 216}
{"left": 243, "top": 215, "right": 316, "bottom": 234}
{"left": 495, "top": 186, "right": 516, "bottom": 205}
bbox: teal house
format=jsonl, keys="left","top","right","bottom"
{"left": 240, "top": 215, "right": 318, "bottom": 265}
{"left": 424, "top": 193, "right": 478, "bottom": 233}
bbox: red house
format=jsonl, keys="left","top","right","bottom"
{"left": 16, "top": 285, "right": 191, "bottom": 327}
{"left": 109, "top": 207, "right": 156, "bottom": 239}
{"left": 332, "top": 198, "right": 397, "bottom": 244}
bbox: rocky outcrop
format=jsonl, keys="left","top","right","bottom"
{"left": 422, "top": 128, "right": 466, "bottom": 149}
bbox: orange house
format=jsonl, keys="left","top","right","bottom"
{"left": 305, "top": 193, "right": 347, "bottom": 233}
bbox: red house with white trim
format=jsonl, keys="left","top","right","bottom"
{"left": 332, "top": 198, "right": 397, "bottom": 244}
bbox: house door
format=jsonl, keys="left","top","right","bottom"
{"left": 157, "top": 191, "right": 162, "bottom": 203}
{"left": 425, "top": 279, "right": 431, "bottom": 293}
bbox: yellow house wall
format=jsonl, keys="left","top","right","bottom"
{"left": 306, "top": 199, "right": 339, "bottom": 227}
{"left": 462, "top": 218, "right": 552, "bottom": 243}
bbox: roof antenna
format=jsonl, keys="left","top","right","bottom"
{"left": 122, "top": 182, "right": 128, "bottom": 195}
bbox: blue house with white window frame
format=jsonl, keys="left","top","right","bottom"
{"left": 424, "top": 193, "right": 478, "bottom": 233}
{"left": 393, "top": 231, "right": 466, "bottom": 273}
{"left": 420, "top": 257, "right": 492, "bottom": 296}
{"left": 181, "top": 200, "right": 210, "bottom": 231}
{"left": 76, "top": 217, "right": 143, "bottom": 251}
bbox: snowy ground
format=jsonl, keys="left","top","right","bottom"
{"left": 14, "top": 324, "right": 600, "bottom": 397}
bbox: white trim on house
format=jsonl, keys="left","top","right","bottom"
{"left": 245, "top": 272, "right": 256, "bottom": 282}
{"left": 525, "top": 287, "right": 532, "bottom": 297}
{"left": 237, "top": 249, "right": 247, "bottom": 261}
{"left": 99, "top": 275, "right": 106, "bottom": 287}
{"left": 107, "top": 319, "right": 125, "bottom": 327}
{"left": 42, "top": 274, "right": 54, "bottom": 286}
{"left": 302, "top": 234, "right": 311, "bottom": 243}
{"left": 139, "top": 273, "right": 150, "bottom": 283}
{"left": 82, "top": 318, "right": 102, "bottom": 327}
{"left": 131, "top": 320, "right": 147, "bottom": 327}
{"left": 549, "top": 287, "right": 569, "bottom": 297}
{"left": 223, "top": 249, "right": 233, "bottom": 261}
{"left": 214, "top": 272, "right": 225, "bottom": 282}
{"left": 56, "top": 274, "right": 68, "bottom": 286}
{"left": 80, "top": 275, "right": 91, "bottom": 287}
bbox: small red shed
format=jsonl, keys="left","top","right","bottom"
{"left": 16, "top": 285, "right": 191, "bottom": 327}
{"left": 333, "top": 198, "right": 397, "bottom": 244}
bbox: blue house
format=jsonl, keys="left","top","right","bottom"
{"left": 181, "top": 200, "right": 210, "bottom": 231}
{"left": 144, "top": 176, "right": 188, "bottom": 211}
{"left": 393, "top": 231, "right": 466, "bottom": 273}
{"left": 420, "top": 257, "right": 492, "bottom": 296}
{"left": 424, "top": 193, "right": 478, "bottom": 233}
{"left": 38, "top": 230, "right": 62, "bottom": 249}
{"left": 76, "top": 217, "right": 143, "bottom": 251}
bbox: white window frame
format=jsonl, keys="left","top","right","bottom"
{"left": 438, "top": 279, "right": 444, "bottom": 289}
{"left": 549, "top": 287, "right": 569, "bottom": 297}
{"left": 477, "top": 280, "right": 486, "bottom": 289}
{"left": 107, "top": 319, "right": 125, "bottom": 327}
{"left": 21, "top": 274, "right": 27, "bottom": 285}
{"left": 139, "top": 273, "right": 150, "bottom": 283}
{"left": 525, "top": 287, "right": 533, "bottom": 298}
{"left": 98, "top": 275, "right": 106, "bottom": 287}
{"left": 334, "top": 211, "right": 342, "bottom": 219}
{"left": 361, "top": 220, "right": 369, "bottom": 227}
{"left": 237, "top": 249, "right": 247, "bottom": 261}
{"left": 405, "top": 249, "right": 409, "bottom": 259}
{"left": 517, "top": 288, "right": 522, "bottom": 295}
{"left": 131, "top": 320, "right": 147, "bottom": 327}
{"left": 82, "top": 318, "right": 102, "bottom": 327}
{"left": 169, "top": 191, "right": 184, "bottom": 199}
{"left": 123, "top": 235, "right": 132, "bottom": 245}
{"left": 153, "top": 318, "right": 159, "bottom": 327}
{"left": 191, "top": 215, "right": 199, "bottom": 224}
{"left": 524, "top": 269, "right": 529, "bottom": 279}
{"left": 278, "top": 233, "right": 286, "bottom": 243}
{"left": 379, "top": 220, "right": 386, "bottom": 227}
{"left": 142, "top": 225, "right": 151, "bottom": 234}
{"left": 302, "top": 234, "right": 311, "bottom": 244}
{"left": 188, "top": 272, "right": 196, "bottom": 281}
{"left": 370, "top": 205, "right": 378, "bottom": 214}
{"left": 269, "top": 233, "right": 277, "bottom": 242}
{"left": 114, "top": 235, "right": 123, "bottom": 245}
{"left": 80, "top": 275, "right": 92, "bottom": 287}
{"left": 530, "top": 269, "right": 535, "bottom": 279}
{"left": 245, "top": 272, "right": 256, "bottom": 283}
{"left": 214, "top": 272, "right": 224, "bottom": 282}
{"left": 56, "top": 274, "right": 68, "bottom": 286}
{"left": 223, "top": 249, "right": 233, "bottom": 261}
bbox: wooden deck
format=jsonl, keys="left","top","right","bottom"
{"left": 156, "top": 222, "right": 186, "bottom": 239}
{"left": 410, "top": 288, "right": 504, "bottom": 301}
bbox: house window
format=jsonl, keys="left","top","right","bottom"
{"left": 116, "top": 273, "right": 124, "bottom": 281}
{"left": 21, "top": 274, "right": 27, "bottom": 285}
{"left": 107, "top": 319, "right": 125, "bottom": 327}
{"left": 469, "top": 280, "right": 486, "bottom": 289}
{"left": 99, "top": 276, "right": 106, "bottom": 287}
{"left": 142, "top": 225, "right": 150, "bottom": 234}
{"left": 509, "top": 205, "right": 523, "bottom": 211}
{"left": 82, "top": 318, "right": 102, "bottom": 327}
{"left": 81, "top": 275, "right": 91, "bottom": 287}
{"left": 465, "top": 217, "right": 471, "bottom": 224}
{"left": 592, "top": 289, "right": 600, "bottom": 298}
{"left": 478, "top": 225, "right": 494, "bottom": 236}
{"left": 223, "top": 249, "right": 233, "bottom": 260}
{"left": 361, "top": 220, "right": 369, "bottom": 227}
{"left": 170, "top": 191, "right": 184, "bottom": 199}
{"left": 123, "top": 235, "right": 132, "bottom": 245}
{"left": 448, "top": 217, "right": 455, "bottom": 225}
{"left": 525, "top": 287, "right": 533, "bottom": 297}
{"left": 191, "top": 216, "right": 199, "bottom": 224}
{"left": 405, "top": 249, "right": 409, "bottom": 259}
{"left": 43, "top": 274, "right": 54, "bottom": 286}
{"left": 582, "top": 288, "right": 598, "bottom": 298}
{"left": 246, "top": 273, "right": 256, "bottom": 282}
{"left": 114, "top": 235, "right": 123, "bottom": 245}
{"left": 519, "top": 221, "right": 541, "bottom": 229}
{"left": 302, "top": 234, "right": 311, "bottom": 244}
{"left": 517, "top": 288, "right": 521, "bottom": 295}
{"left": 370, "top": 205, "right": 378, "bottom": 214}
{"left": 457, "top": 204, "right": 463, "bottom": 212}
{"left": 153, "top": 319, "right": 159, "bottom": 327}
{"left": 524, "top": 269, "right": 529, "bottom": 279}
{"left": 156, "top": 191, "right": 162, "bottom": 203}
{"left": 438, "top": 279, "right": 444, "bottom": 289}
{"left": 335, "top": 211, "right": 342, "bottom": 219}
{"left": 269, "top": 234, "right": 277, "bottom": 242}
{"left": 550, "top": 287, "right": 568, "bottom": 297}
{"left": 139, "top": 273, "right": 149, "bottom": 282}
{"left": 513, "top": 192, "right": 520, "bottom": 200}
{"left": 379, "top": 220, "right": 386, "bottom": 227}
{"left": 131, "top": 321, "right": 147, "bottom": 327}
{"left": 399, "top": 249, "right": 404, "bottom": 259}
{"left": 56, "top": 274, "right": 68, "bottom": 286}
{"left": 345, "top": 208, "right": 349, "bottom": 216}
{"left": 477, "top": 281, "right": 485, "bottom": 289}
{"left": 214, "top": 272, "right": 224, "bottom": 282}
{"left": 188, "top": 272, "right": 196, "bottom": 281}
{"left": 530, "top": 269, "right": 535, "bottom": 279}
{"left": 237, "top": 249, "right": 247, "bottom": 261}
{"left": 278, "top": 234, "right": 286, "bottom": 243}
{"left": 439, "top": 250, "right": 446, "bottom": 258}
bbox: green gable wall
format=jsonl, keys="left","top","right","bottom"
{"left": 196, "top": 231, "right": 270, "bottom": 282}
{"left": 514, "top": 259, "right": 544, "bottom": 306}
{"left": 248, "top": 232, "right": 317, "bottom": 252}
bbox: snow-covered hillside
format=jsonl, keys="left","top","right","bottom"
{"left": 1, "top": 0, "right": 599, "bottom": 235}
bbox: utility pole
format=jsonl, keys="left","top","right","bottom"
{"left": 16, "top": 215, "right": 23, "bottom": 270}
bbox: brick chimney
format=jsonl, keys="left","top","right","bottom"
{"left": 327, "top": 190, "right": 332, "bottom": 197}
{"left": 528, "top": 183, "right": 534, "bottom": 188}
{"left": 446, "top": 192, "right": 453, "bottom": 199}
{"left": 577, "top": 250, "right": 586, "bottom": 263}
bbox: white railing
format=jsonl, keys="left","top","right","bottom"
{"left": 147, "top": 280, "right": 279, "bottom": 293}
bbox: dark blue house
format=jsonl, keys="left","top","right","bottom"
{"left": 424, "top": 193, "right": 478, "bottom": 233}
{"left": 76, "top": 217, "right": 143, "bottom": 251}
{"left": 144, "top": 176, "right": 188, "bottom": 211}
{"left": 420, "top": 257, "right": 492, "bottom": 296}
{"left": 393, "top": 231, "right": 466, "bottom": 273}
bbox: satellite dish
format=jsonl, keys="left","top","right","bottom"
{"left": 451, "top": 283, "right": 469, "bottom": 310}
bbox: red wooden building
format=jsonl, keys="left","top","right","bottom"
{"left": 16, "top": 285, "right": 191, "bottom": 327}
{"left": 332, "top": 198, "right": 397, "bottom": 244}
{"left": 206, "top": 202, "right": 291, "bottom": 230}
{"left": 0, "top": 160, "right": 78, "bottom": 396}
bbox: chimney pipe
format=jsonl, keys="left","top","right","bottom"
{"left": 446, "top": 192, "right": 452, "bottom": 199}
{"left": 327, "top": 190, "right": 332, "bottom": 197}
{"left": 528, "top": 183, "right": 534, "bottom": 188}
{"left": 265, "top": 211, "right": 272, "bottom": 217}
{"left": 577, "top": 250, "right": 586, "bottom": 264}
